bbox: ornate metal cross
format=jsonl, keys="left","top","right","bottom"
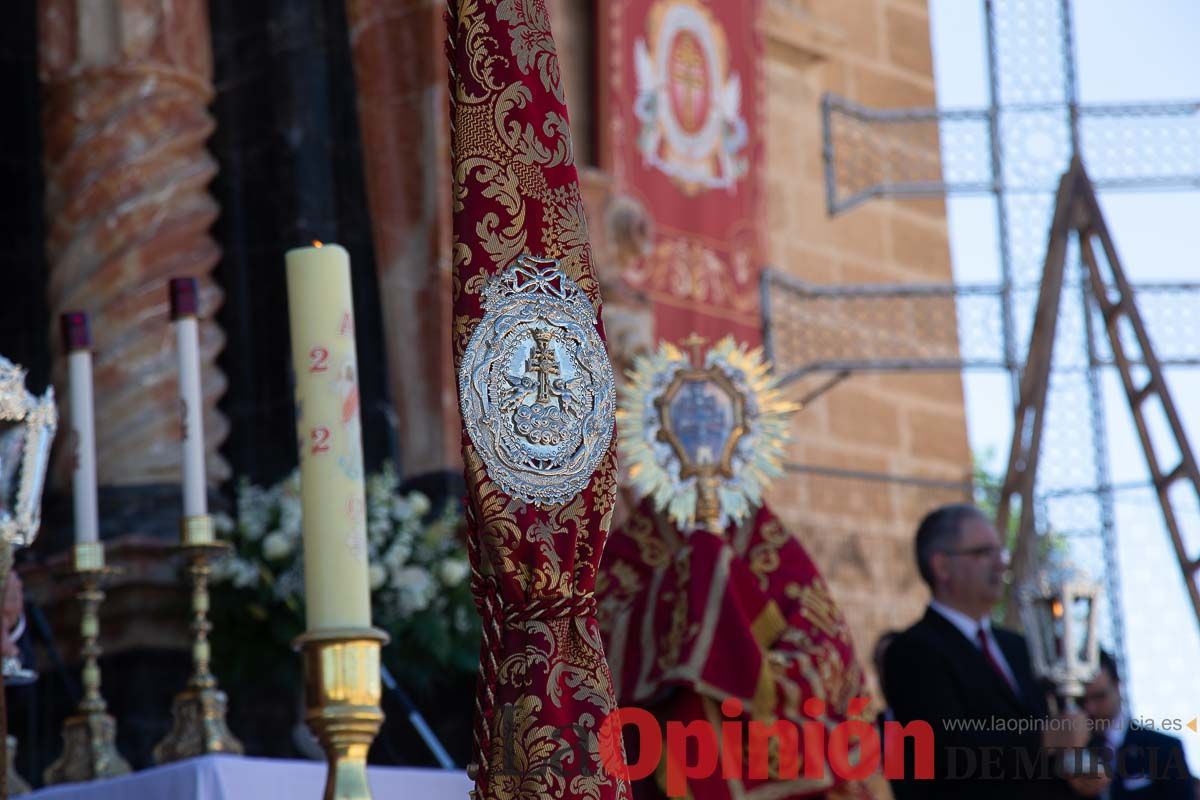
{"left": 526, "top": 328, "right": 561, "bottom": 405}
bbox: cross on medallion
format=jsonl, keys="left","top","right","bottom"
{"left": 525, "top": 329, "right": 560, "bottom": 405}
{"left": 680, "top": 333, "right": 708, "bottom": 368}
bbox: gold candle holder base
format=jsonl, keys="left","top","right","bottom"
{"left": 294, "top": 628, "right": 389, "bottom": 800}
{"left": 154, "top": 517, "right": 244, "bottom": 763}
{"left": 153, "top": 684, "right": 242, "bottom": 764}
{"left": 7, "top": 736, "right": 30, "bottom": 796}
{"left": 44, "top": 544, "right": 131, "bottom": 785}
{"left": 43, "top": 713, "right": 128, "bottom": 786}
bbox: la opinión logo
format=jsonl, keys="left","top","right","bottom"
{"left": 597, "top": 697, "right": 935, "bottom": 797}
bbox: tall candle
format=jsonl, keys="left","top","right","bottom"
{"left": 285, "top": 243, "right": 371, "bottom": 630}
{"left": 170, "top": 278, "right": 207, "bottom": 519}
{"left": 62, "top": 312, "right": 99, "bottom": 545}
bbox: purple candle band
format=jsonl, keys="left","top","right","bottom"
{"left": 60, "top": 311, "right": 91, "bottom": 352}
{"left": 169, "top": 277, "right": 199, "bottom": 320}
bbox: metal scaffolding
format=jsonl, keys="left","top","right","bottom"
{"left": 822, "top": 96, "right": 1200, "bottom": 214}
{"left": 766, "top": 0, "right": 1200, "bottom": 676}
{"left": 763, "top": 273, "right": 1200, "bottom": 384}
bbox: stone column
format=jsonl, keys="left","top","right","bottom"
{"left": 344, "top": 0, "right": 459, "bottom": 476}
{"left": 39, "top": 0, "right": 229, "bottom": 489}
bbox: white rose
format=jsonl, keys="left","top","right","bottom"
{"left": 278, "top": 495, "right": 302, "bottom": 535}
{"left": 409, "top": 493, "right": 432, "bottom": 517}
{"left": 212, "top": 512, "right": 235, "bottom": 534}
{"left": 368, "top": 563, "right": 387, "bottom": 591}
{"left": 262, "top": 530, "right": 294, "bottom": 561}
{"left": 437, "top": 559, "right": 469, "bottom": 588}
{"left": 395, "top": 566, "right": 435, "bottom": 614}
{"left": 390, "top": 497, "right": 412, "bottom": 521}
{"left": 384, "top": 542, "right": 411, "bottom": 569}
{"left": 237, "top": 485, "right": 271, "bottom": 541}
{"left": 397, "top": 565, "right": 432, "bottom": 590}
{"left": 232, "top": 559, "right": 260, "bottom": 589}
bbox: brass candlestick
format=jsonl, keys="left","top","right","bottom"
{"left": 1, "top": 542, "right": 33, "bottom": 796}
{"left": 7, "top": 736, "right": 30, "bottom": 795}
{"left": 294, "top": 628, "right": 388, "bottom": 800}
{"left": 154, "top": 515, "right": 243, "bottom": 763}
{"left": 44, "top": 543, "right": 131, "bottom": 785}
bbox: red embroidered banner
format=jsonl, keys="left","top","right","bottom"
{"left": 598, "top": 501, "right": 881, "bottom": 799}
{"left": 603, "top": 0, "right": 765, "bottom": 344}
{"left": 447, "top": 2, "right": 628, "bottom": 799}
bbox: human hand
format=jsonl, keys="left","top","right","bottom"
{"left": 1042, "top": 711, "right": 1089, "bottom": 750}
{"left": 1066, "top": 770, "right": 1111, "bottom": 797}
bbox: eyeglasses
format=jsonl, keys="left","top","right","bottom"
{"left": 940, "top": 544, "right": 1008, "bottom": 560}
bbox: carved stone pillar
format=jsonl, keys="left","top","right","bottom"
{"left": 344, "top": 0, "right": 459, "bottom": 476}
{"left": 39, "top": 0, "right": 229, "bottom": 489}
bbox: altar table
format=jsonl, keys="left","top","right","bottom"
{"left": 25, "top": 754, "right": 472, "bottom": 799}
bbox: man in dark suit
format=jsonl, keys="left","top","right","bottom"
{"left": 883, "top": 503, "right": 1105, "bottom": 799}
{"left": 1081, "top": 651, "right": 1192, "bottom": 799}
{"left": 873, "top": 629, "right": 899, "bottom": 725}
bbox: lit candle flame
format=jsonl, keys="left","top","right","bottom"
{"left": 312, "top": 240, "right": 323, "bottom": 248}
{"left": 1052, "top": 599, "right": 1064, "bottom": 618}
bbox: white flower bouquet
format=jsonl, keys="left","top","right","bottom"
{"left": 210, "top": 464, "right": 479, "bottom": 692}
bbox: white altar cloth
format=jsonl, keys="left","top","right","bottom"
{"left": 26, "top": 754, "right": 472, "bottom": 799}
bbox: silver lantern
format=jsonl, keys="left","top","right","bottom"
{"left": 1018, "top": 560, "right": 1102, "bottom": 702}
{"left": 0, "top": 355, "right": 58, "bottom": 683}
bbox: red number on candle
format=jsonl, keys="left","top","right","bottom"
{"left": 339, "top": 311, "right": 353, "bottom": 337}
{"left": 309, "top": 346, "right": 329, "bottom": 373}
{"left": 310, "top": 426, "right": 332, "bottom": 455}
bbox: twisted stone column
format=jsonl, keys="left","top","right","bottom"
{"left": 40, "top": 0, "right": 229, "bottom": 488}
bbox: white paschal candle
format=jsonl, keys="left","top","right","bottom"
{"left": 285, "top": 243, "right": 372, "bottom": 631}
{"left": 62, "top": 312, "right": 99, "bottom": 545}
{"left": 170, "top": 278, "right": 208, "bottom": 519}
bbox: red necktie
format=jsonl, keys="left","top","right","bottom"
{"left": 977, "top": 627, "right": 1017, "bottom": 693}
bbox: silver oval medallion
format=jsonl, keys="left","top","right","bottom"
{"left": 458, "top": 255, "right": 616, "bottom": 506}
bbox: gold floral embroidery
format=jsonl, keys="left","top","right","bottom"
{"left": 620, "top": 512, "right": 670, "bottom": 569}
{"left": 451, "top": 1, "right": 598, "bottom": 314}
{"left": 656, "top": 551, "right": 695, "bottom": 672}
{"left": 785, "top": 576, "right": 850, "bottom": 644}
{"left": 745, "top": 517, "right": 790, "bottom": 589}
{"left": 496, "top": 0, "right": 565, "bottom": 104}
{"left": 452, "top": 2, "right": 625, "bottom": 797}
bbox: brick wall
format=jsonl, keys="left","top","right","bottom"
{"left": 760, "top": 0, "right": 970, "bottom": 689}
{"left": 549, "top": 0, "right": 972, "bottom": 700}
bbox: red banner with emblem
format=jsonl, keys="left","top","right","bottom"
{"left": 447, "top": 2, "right": 629, "bottom": 799}
{"left": 602, "top": 0, "right": 765, "bottom": 344}
{"left": 597, "top": 501, "right": 883, "bottom": 799}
